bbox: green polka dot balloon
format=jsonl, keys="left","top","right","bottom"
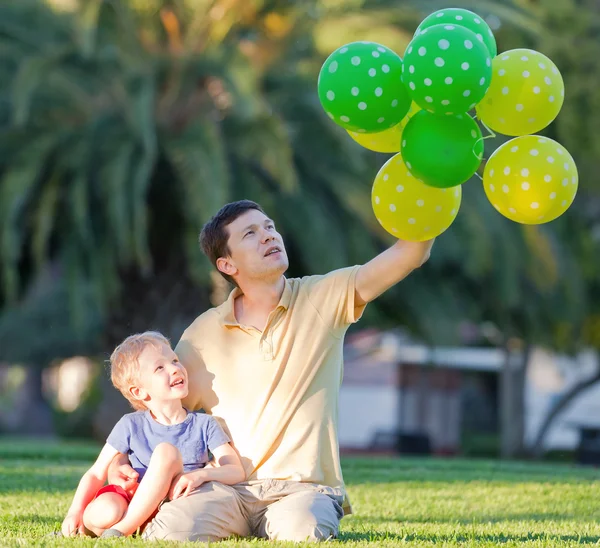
{"left": 416, "top": 8, "right": 497, "bottom": 58}
{"left": 401, "top": 110, "right": 484, "bottom": 188}
{"left": 402, "top": 24, "right": 492, "bottom": 115}
{"left": 318, "top": 41, "right": 411, "bottom": 133}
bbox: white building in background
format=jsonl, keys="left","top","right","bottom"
{"left": 525, "top": 347, "right": 600, "bottom": 449}
{"left": 338, "top": 329, "right": 600, "bottom": 454}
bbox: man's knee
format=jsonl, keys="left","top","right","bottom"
{"left": 272, "top": 515, "right": 338, "bottom": 542}
{"left": 142, "top": 507, "right": 200, "bottom": 542}
{"left": 142, "top": 482, "right": 249, "bottom": 542}
{"left": 266, "top": 492, "right": 342, "bottom": 542}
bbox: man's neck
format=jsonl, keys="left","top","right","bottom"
{"left": 235, "top": 276, "right": 286, "bottom": 331}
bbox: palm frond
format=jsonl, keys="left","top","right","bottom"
{"left": 0, "top": 134, "right": 56, "bottom": 301}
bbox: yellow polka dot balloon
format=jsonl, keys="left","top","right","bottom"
{"left": 476, "top": 48, "right": 564, "bottom": 136}
{"left": 372, "top": 153, "right": 462, "bottom": 241}
{"left": 347, "top": 103, "right": 421, "bottom": 153}
{"left": 483, "top": 135, "right": 578, "bottom": 224}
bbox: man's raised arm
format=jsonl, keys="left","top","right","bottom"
{"left": 355, "top": 239, "right": 434, "bottom": 306}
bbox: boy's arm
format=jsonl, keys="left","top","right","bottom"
{"left": 170, "top": 443, "right": 245, "bottom": 499}
{"left": 62, "top": 444, "right": 120, "bottom": 536}
{"left": 354, "top": 239, "right": 434, "bottom": 306}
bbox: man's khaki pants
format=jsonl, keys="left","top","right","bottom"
{"left": 142, "top": 479, "right": 345, "bottom": 542}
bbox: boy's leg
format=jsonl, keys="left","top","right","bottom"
{"left": 142, "top": 481, "right": 251, "bottom": 542}
{"left": 83, "top": 492, "right": 128, "bottom": 537}
{"left": 110, "top": 442, "right": 183, "bottom": 536}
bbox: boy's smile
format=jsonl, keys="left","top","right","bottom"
{"left": 134, "top": 343, "right": 189, "bottom": 404}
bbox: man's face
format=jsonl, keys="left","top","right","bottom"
{"left": 219, "top": 209, "right": 289, "bottom": 284}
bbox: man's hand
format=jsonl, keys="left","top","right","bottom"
{"left": 107, "top": 454, "right": 139, "bottom": 495}
{"left": 112, "top": 463, "right": 139, "bottom": 496}
{"left": 61, "top": 512, "right": 84, "bottom": 537}
{"left": 168, "top": 470, "right": 206, "bottom": 500}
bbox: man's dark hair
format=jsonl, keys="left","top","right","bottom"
{"left": 199, "top": 200, "right": 265, "bottom": 286}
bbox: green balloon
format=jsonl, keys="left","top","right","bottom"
{"left": 402, "top": 24, "right": 492, "bottom": 115}
{"left": 401, "top": 110, "right": 483, "bottom": 188}
{"left": 416, "top": 8, "right": 497, "bottom": 58}
{"left": 318, "top": 41, "right": 411, "bottom": 133}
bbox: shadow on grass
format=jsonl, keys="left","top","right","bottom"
{"left": 339, "top": 531, "right": 600, "bottom": 544}
{"left": 0, "top": 438, "right": 100, "bottom": 461}
{"left": 0, "top": 470, "right": 79, "bottom": 494}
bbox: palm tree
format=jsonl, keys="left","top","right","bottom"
{"left": 0, "top": 0, "right": 597, "bottom": 447}
{"left": 0, "top": 0, "right": 407, "bottom": 433}
{"left": 0, "top": 0, "right": 388, "bottom": 331}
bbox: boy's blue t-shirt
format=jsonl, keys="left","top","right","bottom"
{"left": 107, "top": 410, "right": 230, "bottom": 479}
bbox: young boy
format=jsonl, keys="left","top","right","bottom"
{"left": 61, "top": 331, "right": 245, "bottom": 538}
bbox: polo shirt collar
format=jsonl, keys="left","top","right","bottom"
{"left": 220, "top": 277, "right": 292, "bottom": 327}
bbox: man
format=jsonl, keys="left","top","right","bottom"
{"left": 110, "top": 200, "right": 433, "bottom": 542}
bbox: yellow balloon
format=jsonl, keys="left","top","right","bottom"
{"left": 476, "top": 49, "right": 564, "bottom": 136}
{"left": 483, "top": 135, "right": 578, "bottom": 224}
{"left": 348, "top": 103, "right": 421, "bottom": 153}
{"left": 372, "top": 153, "right": 461, "bottom": 241}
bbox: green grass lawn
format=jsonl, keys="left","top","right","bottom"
{"left": 2, "top": 439, "right": 600, "bottom": 547}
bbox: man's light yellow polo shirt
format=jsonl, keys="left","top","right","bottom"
{"left": 176, "top": 266, "right": 366, "bottom": 514}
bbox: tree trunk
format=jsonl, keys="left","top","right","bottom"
{"left": 500, "top": 344, "right": 530, "bottom": 459}
{"left": 529, "top": 370, "right": 600, "bottom": 458}
{"left": 14, "top": 366, "right": 55, "bottom": 436}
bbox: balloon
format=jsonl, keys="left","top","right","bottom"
{"left": 483, "top": 135, "right": 578, "bottom": 224}
{"left": 347, "top": 102, "right": 421, "bottom": 152}
{"left": 402, "top": 24, "right": 492, "bottom": 115}
{"left": 401, "top": 110, "right": 483, "bottom": 188}
{"left": 372, "top": 153, "right": 462, "bottom": 241}
{"left": 318, "top": 41, "right": 411, "bottom": 132}
{"left": 476, "top": 49, "right": 565, "bottom": 136}
{"left": 416, "top": 8, "right": 497, "bottom": 58}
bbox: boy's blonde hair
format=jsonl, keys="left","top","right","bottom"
{"left": 110, "top": 331, "right": 171, "bottom": 410}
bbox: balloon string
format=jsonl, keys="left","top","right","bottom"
{"left": 479, "top": 118, "right": 497, "bottom": 139}
{"left": 474, "top": 171, "right": 483, "bottom": 181}
{"left": 472, "top": 115, "right": 496, "bottom": 160}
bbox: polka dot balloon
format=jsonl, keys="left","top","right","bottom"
{"left": 347, "top": 102, "right": 421, "bottom": 153}
{"left": 483, "top": 135, "right": 578, "bottom": 224}
{"left": 402, "top": 110, "right": 484, "bottom": 188}
{"left": 372, "top": 153, "right": 462, "bottom": 241}
{"left": 402, "top": 24, "right": 492, "bottom": 115}
{"left": 476, "top": 49, "right": 565, "bottom": 136}
{"left": 416, "top": 8, "right": 497, "bottom": 58}
{"left": 318, "top": 41, "right": 411, "bottom": 132}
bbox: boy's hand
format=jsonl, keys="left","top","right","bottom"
{"left": 169, "top": 471, "right": 205, "bottom": 500}
{"left": 61, "top": 512, "right": 84, "bottom": 537}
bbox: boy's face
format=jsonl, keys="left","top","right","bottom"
{"left": 217, "top": 209, "right": 289, "bottom": 284}
{"left": 132, "top": 342, "right": 189, "bottom": 406}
